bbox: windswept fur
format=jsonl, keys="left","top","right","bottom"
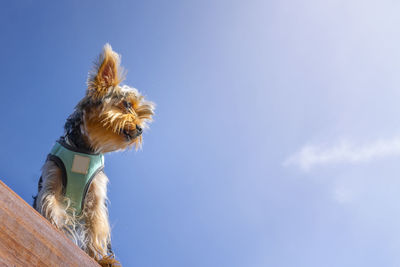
{"left": 88, "top": 44, "right": 125, "bottom": 99}
{"left": 34, "top": 44, "right": 155, "bottom": 266}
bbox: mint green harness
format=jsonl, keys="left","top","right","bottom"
{"left": 49, "top": 142, "right": 104, "bottom": 215}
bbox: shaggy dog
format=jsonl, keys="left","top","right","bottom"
{"left": 33, "top": 44, "right": 155, "bottom": 266}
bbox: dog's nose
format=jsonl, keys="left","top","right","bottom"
{"left": 136, "top": 125, "right": 143, "bottom": 135}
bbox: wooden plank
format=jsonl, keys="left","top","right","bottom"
{"left": 0, "top": 180, "right": 99, "bottom": 267}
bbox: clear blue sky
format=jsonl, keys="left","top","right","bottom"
{"left": 2, "top": 0, "right": 400, "bottom": 266}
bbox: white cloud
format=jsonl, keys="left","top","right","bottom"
{"left": 284, "top": 137, "right": 400, "bottom": 171}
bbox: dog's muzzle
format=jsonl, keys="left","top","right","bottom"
{"left": 123, "top": 125, "right": 142, "bottom": 140}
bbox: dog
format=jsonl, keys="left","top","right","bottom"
{"left": 33, "top": 44, "right": 155, "bottom": 266}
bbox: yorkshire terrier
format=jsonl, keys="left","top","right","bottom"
{"left": 33, "top": 44, "right": 155, "bottom": 266}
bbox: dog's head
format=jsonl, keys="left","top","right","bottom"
{"left": 79, "top": 44, "right": 155, "bottom": 153}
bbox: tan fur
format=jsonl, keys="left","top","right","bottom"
{"left": 82, "top": 46, "right": 154, "bottom": 153}
{"left": 35, "top": 44, "right": 154, "bottom": 266}
{"left": 37, "top": 161, "right": 82, "bottom": 244}
{"left": 83, "top": 171, "right": 111, "bottom": 260}
{"left": 88, "top": 44, "right": 124, "bottom": 100}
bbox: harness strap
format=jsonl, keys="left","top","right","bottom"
{"left": 48, "top": 142, "right": 104, "bottom": 214}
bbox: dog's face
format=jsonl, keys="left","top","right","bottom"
{"left": 81, "top": 44, "right": 154, "bottom": 153}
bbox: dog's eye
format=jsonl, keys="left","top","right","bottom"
{"left": 123, "top": 101, "right": 132, "bottom": 110}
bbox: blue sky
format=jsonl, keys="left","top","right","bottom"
{"left": 2, "top": 0, "right": 400, "bottom": 266}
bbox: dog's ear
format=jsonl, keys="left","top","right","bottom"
{"left": 87, "top": 44, "right": 123, "bottom": 99}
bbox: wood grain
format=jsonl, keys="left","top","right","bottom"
{"left": 0, "top": 180, "right": 100, "bottom": 267}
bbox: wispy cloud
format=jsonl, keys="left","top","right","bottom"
{"left": 284, "top": 136, "right": 400, "bottom": 171}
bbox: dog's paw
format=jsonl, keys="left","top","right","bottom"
{"left": 98, "top": 254, "right": 122, "bottom": 267}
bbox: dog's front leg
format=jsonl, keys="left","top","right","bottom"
{"left": 36, "top": 161, "right": 72, "bottom": 232}
{"left": 83, "top": 172, "right": 119, "bottom": 266}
